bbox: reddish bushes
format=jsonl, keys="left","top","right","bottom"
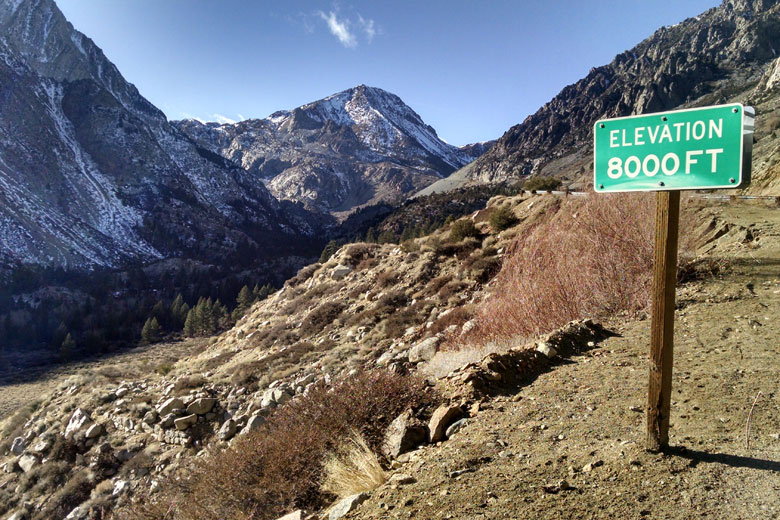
{"left": 121, "top": 370, "right": 436, "bottom": 520}
{"left": 465, "top": 193, "right": 658, "bottom": 343}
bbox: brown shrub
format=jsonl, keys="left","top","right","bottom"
{"left": 0, "top": 404, "right": 34, "bottom": 454}
{"left": 376, "top": 270, "right": 399, "bottom": 288}
{"left": 424, "top": 274, "right": 453, "bottom": 297}
{"left": 33, "top": 469, "right": 93, "bottom": 520}
{"left": 464, "top": 193, "right": 661, "bottom": 343}
{"left": 429, "top": 307, "right": 473, "bottom": 338}
{"left": 287, "top": 264, "right": 320, "bottom": 287}
{"left": 344, "top": 244, "right": 378, "bottom": 267}
{"left": 468, "top": 256, "right": 502, "bottom": 283}
{"left": 347, "top": 282, "right": 371, "bottom": 299}
{"left": 438, "top": 280, "right": 469, "bottom": 302}
{"left": 356, "top": 257, "right": 379, "bottom": 271}
{"left": 121, "top": 371, "right": 437, "bottom": 520}
{"left": 299, "top": 301, "right": 346, "bottom": 337}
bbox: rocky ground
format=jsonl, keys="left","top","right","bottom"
{"left": 348, "top": 201, "right": 780, "bottom": 520}
{"left": 0, "top": 196, "right": 778, "bottom": 520}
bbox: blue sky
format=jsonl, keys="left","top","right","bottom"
{"left": 57, "top": 0, "right": 719, "bottom": 146}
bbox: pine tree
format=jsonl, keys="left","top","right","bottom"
{"left": 319, "top": 240, "right": 342, "bottom": 263}
{"left": 377, "top": 230, "right": 396, "bottom": 244}
{"left": 183, "top": 309, "right": 196, "bottom": 337}
{"left": 365, "top": 227, "right": 377, "bottom": 243}
{"left": 232, "top": 285, "right": 253, "bottom": 321}
{"left": 141, "top": 317, "right": 161, "bottom": 345}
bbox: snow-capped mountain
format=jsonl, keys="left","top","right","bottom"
{"left": 0, "top": 0, "right": 323, "bottom": 271}
{"left": 175, "top": 86, "right": 483, "bottom": 213}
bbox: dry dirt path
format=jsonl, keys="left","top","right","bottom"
{"left": 352, "top": 202, "right": 780, "bottom": 520}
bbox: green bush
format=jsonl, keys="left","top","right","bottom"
{"left": 523, "top": 176, "right": 561, "bottom": 192}
{"left": 449, "top": 219, "right": 480, "bottom": 242}
{"left": 488, "top": 206, "right": 518, "bottom": 232}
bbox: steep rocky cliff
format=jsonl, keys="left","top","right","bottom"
{"left": 0, "top": 0, "right": 324, "bottom": 271}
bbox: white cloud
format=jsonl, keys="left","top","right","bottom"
{"left": 213, "top": 113, "right": 237, "bottom": 125}
{"left": 358, "top": 15, "right": 376, "bottom": 42}
{"left": 319, "top": 11, "right": 356, "bottom": 48}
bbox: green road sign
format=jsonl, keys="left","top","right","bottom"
{"left": 594, "top": 103, "right": 754, "bottom": 192}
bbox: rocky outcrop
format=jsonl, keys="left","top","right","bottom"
{"left": 446, "top": 320, "right": 612, "bottom": 399}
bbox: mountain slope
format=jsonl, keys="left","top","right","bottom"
{"left": 465, "top": 0, "right": 780, "bottom": 190}
{"left": 0, "top": 0, "right": 324, "bottom": 271}
{"left": 175, "top": 85, "right": 481, "bottom": 214}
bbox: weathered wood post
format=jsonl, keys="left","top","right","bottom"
{"left": 646, "top": 191, "right": 680, "bottom": 451}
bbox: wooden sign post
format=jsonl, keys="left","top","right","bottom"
{"left": 593, "top": 104, "right": 753, "bottom": 451}
{"left": 646, "top": 191, "right": 680, "bottom": 451}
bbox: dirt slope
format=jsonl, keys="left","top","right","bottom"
{"left": 350, "top": 201, "right": 780, "bottom": 520}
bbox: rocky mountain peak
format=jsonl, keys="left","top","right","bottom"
{"left": 175, "top": 85, "right": 486, "bottom": 214}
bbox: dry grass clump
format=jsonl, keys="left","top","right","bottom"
{"left": 287, "top": 264, "right": 320, "bottom": 287}
{"left": 464, "top": 193, "right": 659, "bottom": 344}
{"left": 345, "top": 243, "right": 378, "bottom": 268}
{"left": 321, "top": 431, "right": 387, "bottom": 498}
{"left": 376, "top": 269, "right": 399, "bottom": 288}
{"left": 299, "top": 301, "right": 346, "bottom": 337}
{"left": 0, "top": 403, "right": 35, "bottom": 454}
{"left": 122, "top": 370, "right": 436, "bottom": 520}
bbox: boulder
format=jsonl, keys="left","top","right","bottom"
{"left": 11, "top": 437, "right": 25, "bottom": 456}
{"left": 331, "top": 264, "right": 353, "bottom": 280}
{"left": 112, "top": 480, "right": 130, "bottom": 496}
{"left": 275, "top": 511, "right": 303, "bottom": 520}
{"left": 18, "top": 454, "right": 39, "bottom": 473}
{"left": 445, "top": 418, "right": 469, "bottom": 438}
{"left": 187, "top": 398, "right": 217, "bottom": 415}
{"left": 240, "top": 415, "right": 265, "bottom": 435}
{"left": 157, "top": 397, "right": 185, "bottom": 416}
{"left": 143, "top": 410, "right": 158, "bottom": 425}
{"left": 428, "top": 405, "right": 464, "bottom": 443}
{"left": 174, "top": 414, "right": 197, "bottom": 431}
{"left": 65, "top": 409, "right": 92, "bottom": 439}
{"left": 381, "top": 410, "right": 427, "bottom": 459}
{"left": 536, "top": 341, "right": 558, "bottom": 358}
{"left": 329, "top": 492, "right": 368, "bottom": 520}
{"left": 408, "top": 337, "right": 440, "bottom": 363}
{"left": 218, "top": 419, "right": 237, "bottom": 441}
{"left": 85, "top": 423, "right": 103, "bottom": 439}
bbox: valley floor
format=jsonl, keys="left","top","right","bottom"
{"left": 0, "top": 339, "right": 208, "bottom": 420}
{"left": 351, "top": 203, "right": 780, "bottom": 520}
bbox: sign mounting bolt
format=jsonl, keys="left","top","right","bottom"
{"left": 733, "top": 107, "right": 739, "bottom": 113}
{"left": 600, "top": 123, "right": 605, "bottom": 128}
{"left": 729, "top": 178, "right": 736, "bottom": 183}
{"left": 658, "top": 181, "right": 665, "bottom": 187}
{"left": 599, "top": 184, "right": 604, "bottom": 189}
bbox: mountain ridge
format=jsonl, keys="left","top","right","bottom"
{"left": 174, "top": 85, "right": 486, "bottom": 214}
{"left": 0, "top": 0, "right": 325, "bottom": 271}
{"left": 462, "top": 0, "right": 780, "bottom": 189}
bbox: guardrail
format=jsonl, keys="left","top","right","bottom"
{"left": 528, "top": 190, "right": 779, "bottom": 203}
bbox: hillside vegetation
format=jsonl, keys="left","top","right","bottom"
{"left": 0, "top": 190, "right": 752, "bottom": 520}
